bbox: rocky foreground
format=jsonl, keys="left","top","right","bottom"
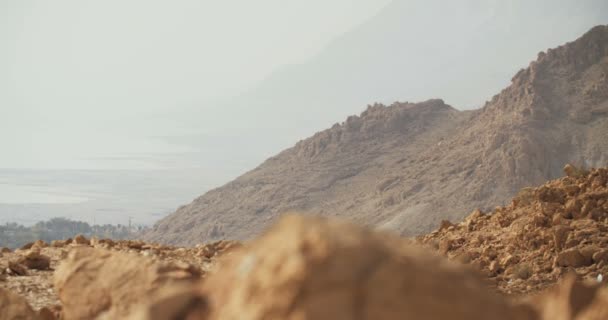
{"left": 2, "top": 166, "right": 608, "bottom": 319}
{"left": 419, "top": 166, "right": 608, "bottom": 294}
{"left": 0, "top": 237, "right": 238, "bottom": 319}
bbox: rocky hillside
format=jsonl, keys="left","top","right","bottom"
{"left": 419, "top": 165, "right": 608, "bottom": 294}
{"left": 145, "top": 25, "right": 608, "bottom": 245}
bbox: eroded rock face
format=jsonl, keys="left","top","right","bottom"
{"left": 0, "top": 288, "right": 39, "bottom": 320}
{"left": 54, "top": 247, "right": 203, "bottom": 320}
{"left": 200, "top": 215, "right": 536, "bottom": 320}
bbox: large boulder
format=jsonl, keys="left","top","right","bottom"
{"left": 54, "top": 247, "right": 203, "bottom": 319}
{"left": 200, "top": 215, "right": 536, "bottom": 320}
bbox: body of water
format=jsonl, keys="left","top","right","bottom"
{"left": 0, "top": 169, "right": 224, "bottom": 226}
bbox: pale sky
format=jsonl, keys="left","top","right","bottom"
{"left": 1, "top": 0, "right": 606, "bottom": 171}
{"left": 0, "top": 0, "right": 391, "bottom": 169}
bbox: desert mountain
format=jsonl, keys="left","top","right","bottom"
{"left": 197, "top": 0, "right": 608, "bottom": 141}
{"left": 144, "top": 25, "right": 608, "bottom": 245}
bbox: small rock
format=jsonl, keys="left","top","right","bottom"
{"left": 19, "top": 251, "right": 51, "bottom": 270}
{"left": 32, "top": 239, "right": 48, "bottom": 249}
{"left": 439, "top": 220, "right": 454, "bottom": 231}
{"left": 50, "top": 240, "right": 66, "bottom": 248}
{"left": 500, "top": 254, "right": 520, "bottom": 267}
{"left": 564, "top": 199, "right": 583, "bottom": 219}
{"left": 19, "top": 242, "right": 34, "bottom": 250}
{"left": 8, "top": 261, "right": 28, "bottom": 276}
{"left": 580, "top": 246, "right": 599, "bottom": 262}
{"left": 563, "top": 164, "right": 576, "bottom": 177}
{"left": 555, "top": 249, "right": 593, "bottom": 267}
{"left": 73, "top": 234, "right": 90, "bottom": 245}
{"left": 127, "top": 240, "right": 145, "bottom": 250}
{"left": 488, "top": 260, "right": 501, "bottom": 275}
{"left": 439, "top": 238, "right": 453, "bottom": 255}
{"left": 553, "top": 226, "right": 571, "bottom": 251}
{"left": 593, "top": 249, "right": 608, "bottom": 263}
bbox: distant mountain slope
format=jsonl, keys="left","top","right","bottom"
{"left": 206, "top": 0, "right": 608, "bottom": 140}
{"left": 144, "top": 26, "right": 608, "bottom": 245}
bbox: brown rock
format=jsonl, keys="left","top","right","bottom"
{"left": 581, "top": 201, "right": 596, "bottom": 218}
{"left": 537, "top": 186, "right": 566, "bottom": 204}
{"left": 202, "top": 215, "right": 536, "bottom": 320}
{"left": 553, "top": 226, "right": 571, "bottom": 251}
{"left": 54, "top": 247, "right": 202, "bottom": 319}
{"left": 32, "top": 239, "right": 48, "bottom": 249}
{"left": 564, "top": 164, "right": 577, "bottom": 177}
{"left": 438, "top": 238, "right": 453, "bottom": 254}
{"left": 535, "top": 275, "right": 599, "bottom": 320}
{"left": 129, "top": 286, "right": 209, "bottom": 320}
{"left": 565, "top": 199, "right": 584, "bottom": 219}
{"left": 563, "top": 185, "right": 581, "bottom": 196}
{"left": 513, "top": 264, "right": 533, "bottom": 280}
{"left": 8, "top": 261, "right": 28, "bottom": 276}
{"left": 439, "top": 219, "right": 454, "bottom": 231}
{"left": 580, "top": 246, "right": 599, "bottom": 263}
{"left": 50, "top": 240, "right": 65, "bottom": 248}
{"left": 73, "top": 234, "right": 89, "bottom": 245}
{"left": 556, "top": 249, "right": 593, "bottom": 268}
{"left": 38, "top": 305, "right": 62, "bottom": 320}
{"left": 588, "top": 208, "right": 607, "bottom": 221}
{"left": 0, "top": 288, "right": 39, "bottom": 320}
{"left": 592, "top": 249, "right": 608, "bottom": 263}
{"left": 500, "top": 254, "right": 520, "bottom": 268}
{"left": 18, "top": 249, "right": 51, "bottom": 270}
{"left": 127, "top": 240, "right": 145, "bottom": 250}
{"left": 20, "top": 242, "right": 34, "bottom": 250}
{"left": 488, "top": 260, "right": 501, "bottom": 276}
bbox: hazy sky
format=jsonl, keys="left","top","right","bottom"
{"left": 1, "top": 0, "right": 606, "bottom": 172}
{"left": 0, "top": 0, "right": 391, "bottom": 169}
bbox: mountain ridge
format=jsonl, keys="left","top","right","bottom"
{"left": 144, "top": 25, "right": 608, "bottom": 245}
